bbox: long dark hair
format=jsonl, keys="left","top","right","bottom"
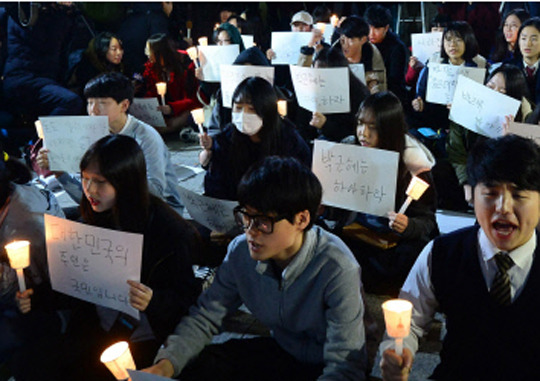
{"left": 147, "top": 33, "right": 189, "bottom": 79}
{"left": 87, "top": 31, "right": 124, "bottom": 73}
{"left": 514, "top": 17, "right": 540, "bottom": 62}
{"left": 491, "top": 9, "right": 530, "bottom": 62}
{"left": 356, "top": 91, "right": 408, "bottom": 177}
{"left": 229, "top": 77, "right": 282, "bottom": 181}
{"left": 440, "top": 21, "right": 479, "bottom": 63}
{"left": 79, "top": 135, "right": 150, "bottom": 233}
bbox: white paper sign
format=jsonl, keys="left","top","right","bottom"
{"left": 411, "top": 32, "right": 443, "bottom": 65}
{"left": 449, "top": 75, "right": 520, "bottom": 138}
{"left": 220, "top": 65, "right": 275, "bottom": 108}
{"left": 128, "top": 370, "right": 174, "bottom": 381}
{"left": 426, "top": 62, "right": 486, "bottom": 105}
{"left": 270, "top": 32, "right": 312, "bottom": 65}
{"left": 241, "top": 34, "right": 254, "bottom": 48}
{"left": 312, "top": 140, "right": 399, "bottom": 217}
{"left": 40, "top": 116, "right": 109, "bottom": 173}
{"left": 507, "top": 121, "right": 540, "bottom": 146}
{"left": 45, "top": 214, "right": 143, "bottom": 319}
{"left": 198, "top": 44, "right": 240, "bottom": 82}
{"left": 349, "top": 63, "right": 366, "bottom": 84}
{"left": 322, "top": 24, "right": 335, "bottom": 43}
{"left": 290, "top": 65, "right": 350, "bottom": 114}
{"left": 130, "top": 98, "right": 166, "bottom": 128}
{"left": 177, "top": 185, "right": 238, "bottom": 233}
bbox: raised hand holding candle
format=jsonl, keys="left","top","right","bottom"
{"left": 156, "top": 82, "right": 167, "bottom": 105}
{"left": 198, "top": 37, "right": 208, "bottom": 46}
{"left": 382, "top": 299, "right": 413, "bottom": 356}
{"left": 191, "top": 108, "right": 205, "bottom": 134}
{"left": 330, "top": 14, "right": 339, "bottom": 27}
{"left": 277, "top": 100, "right": 287, "bottom": 117}
{"left": 397, "top": 176, "right": 430, "bottom": 214}
{"left": 100, "top": 341, "right": 136, "bottom": 380}
{"left": 315, "top": 22, "right": 326, "bottom": 34}
{"left": 5, "top": 240, "right": 30, "bottom": 292}
{"left": 186, "top": 47, "right": 200, "bottom": 68}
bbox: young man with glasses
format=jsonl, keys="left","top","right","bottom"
{"left": 144, "top": 156, "right": 368, "bottom": 380}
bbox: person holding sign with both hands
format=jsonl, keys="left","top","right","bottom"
{"left": 412, "top": 21, "right": 480, "bottom": 132}
{"left": 336, "top": 92, "right": 438, "bottom": 296}
{"left": 12, "top": 135, "right": 201, "bottom": 381}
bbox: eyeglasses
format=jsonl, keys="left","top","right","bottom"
{"left": 233, "top": 206, "right": 289, "bottom": 234}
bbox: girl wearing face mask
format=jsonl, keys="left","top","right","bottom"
{"left": 446, "top": 63, "right": 532, "bottom": 207}
{"left": 490, "top": 8, "right": 530, "bottom": 65}
{"left": 412, "top": 21, "right": 479, "bottom": 132}
{"left": 199, "top": 77, "right": 311, "bottom": 201}
{"left": 13, "top": 135, "right": 202, "bottom": 380}
{"left": 333, "top": 92, "right": 438, "bottom": 296}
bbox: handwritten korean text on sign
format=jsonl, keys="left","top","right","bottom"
{"left": 426, "top": 62, "right": 486, "bottom": 105}
{"left": 45, "top": 214, "right": 143, "bottom": 319}
{"left": 290, "top": 65, "right": 350, "bottom": 114}
{"left": 40, "top": 116, "right": 109, "bottom": 173}
{"left": 449, "top": 75, "right": 520, "bottom": 138}
{"left": 312, "top": 140, "right": 399, "bottom": 217}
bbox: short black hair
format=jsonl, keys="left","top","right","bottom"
{"left": 83, "top": 72, "right": 134, "bottom": 104}
{"left": 467, "top": 135, "right": 540, "bottom": 191}
{"left": 237, "top": 156, "right": 322, "bottom": 230}
{"left": 430, "top": 14, "right": 452, "bottom": 30}
{"left": 441, "top": 21, "right": 479, "bottom": 62}
{"left": 364, "top": 5, "right": 392, "bottom": 28}
{"left": 339, "top": 15, "right": 370, "bottom": 39}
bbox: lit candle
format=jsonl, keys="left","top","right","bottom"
{"left": 186, "top": 20, "right": 192, "bottom": 39}
{"left": 191, "top": 108, "right": 205, "bottom": 134}
{"left": 100, "top": 341, "right": 136, "bottom": 380}
{"left": 34, "top": 120, "right": 44, "bottom": 139}
{"left": 382, "top": 299, "right": 413, "bottom": 356}
{"left": 330, "top": 14, "right": 339, "bottom": 28}
{"left": 156, "top": 82, "right": 167, "bottom": 106}
{"left": 315, "top": 22, "right": 326, "bottom": 35}
{"left": 34, "top": 120, "right": 45, "bottom": 149}
{"left": 397, "top": 176, "right": 430, "bottom": 214}
{"left": 198, "top": 37, "right": 208, "bottom": 46}
{"left": 277, "top": 100, "right": 287, "bottom": 117}
{"left": 186, "top": 47, "right": 200, "bottom": 68}
{"left": 5, "top": 240, "right": 31, "bottom": 292}
{"left": 214, "top": 23, "right": 220, "bottom": 30}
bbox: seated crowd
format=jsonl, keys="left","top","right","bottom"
{"left": 1, "top": 3, "right": 540, "bottom": 380}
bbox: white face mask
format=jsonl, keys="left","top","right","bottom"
{"left": 232, "top": 111, "right": 263, "bottom": 136}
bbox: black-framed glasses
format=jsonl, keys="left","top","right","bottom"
{"left": 233, "top": 206, "right": 289, "bottom": 234}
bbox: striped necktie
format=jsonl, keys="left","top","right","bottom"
{"left": 490, "top": 252, "right": 514, "bottom": 306}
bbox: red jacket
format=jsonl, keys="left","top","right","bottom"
{"left": 143, "top": 52, "right": 203, "bottom": 116}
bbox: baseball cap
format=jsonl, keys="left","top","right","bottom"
{"left": 290, "top": 11, "right": 313, "bottom": 26}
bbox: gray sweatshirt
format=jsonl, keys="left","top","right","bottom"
{"left": 155, "top": 225, "right": 367, "bottom": 380}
